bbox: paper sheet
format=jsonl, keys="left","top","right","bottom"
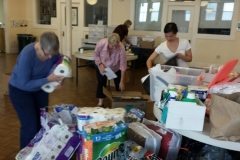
{"left": 104, "top": 67, "right": 117, "bottom": 80}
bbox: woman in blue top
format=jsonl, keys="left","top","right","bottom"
{"left": 9, "top": 32, "right": 64, "bottom": 149}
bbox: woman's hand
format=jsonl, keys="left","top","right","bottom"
{"left": 99, "top": 63, "right": 106, "bottom": 73}
{"left": 54, "top": 82, "right": 62, "bottom": 90}
{"left": 119, "top": 81, "right": 125, "bottom": 91}
{"left": 47, "top": 72, "right": 64, "bottom": 82}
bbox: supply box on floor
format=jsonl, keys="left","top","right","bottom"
{"left": 2, "top": 73, "right": 11, "bottom": 95}
{"left": 109, "top": 69, "right": 130, "bottom": 86}
{"left": 103, "top": 87, "right": 149, "bottom": 112}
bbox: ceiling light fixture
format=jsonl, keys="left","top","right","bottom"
{"left": 201, "top": 1, "right": 208, "bottom": 7}
{"left": 87, "top": 0, "right": 97, "bottom": 5}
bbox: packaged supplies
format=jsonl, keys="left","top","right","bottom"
{"left": 124, "top": 140, "right": 161, "bottom": 160}
{"left": 82, "top": 120, "right": 128, "bottom": 160}
{"left": 77, "top": 107, "right": 126, "bottom": 133}
{"left": 16, "top": 109, "right": 81, "bottom": 160}
{"left": 142, "top": 118, "right": 182, "bottom": 160}
{"left": 127, "top": 122, "right": 162, "bottom": 155}
{"left": 125, "top": 108, "right": 145, "bottom": 123}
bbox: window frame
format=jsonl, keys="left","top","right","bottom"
{"left": 134, "top": 0, "right": 163, "bottom": 31}
{"left": 32, "top": 0, "right": 57, "bottom": 29}
{"left": 196, "top": 0, "right": 238, "bottom": 40}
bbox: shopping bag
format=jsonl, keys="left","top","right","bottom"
{"left": 210, "top": 93, "right": 240, "bottom": 141}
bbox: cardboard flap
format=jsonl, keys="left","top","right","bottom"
{"left": 142, "top": 95, "right": 152, "bottom": 102}
{"left": 111, "top": 91, "right": 142, "bottom": 99}
{"left": 103, "top": 87, "right": 112, "bottom": 100}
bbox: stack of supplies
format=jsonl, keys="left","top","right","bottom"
{"left": 159, "top": 85, "right": 206, "bottom": 131}
{"left": 127, "top": 122, "right": 162, "bottom": 155}
{"left": 77, "top": 107, "right": 126, "bottom": 133}
{"left": 82, "top": 120, "right": 128, "bottom": 160}
{"left": 16, "top": 108, "right": 81, "bottom": 160}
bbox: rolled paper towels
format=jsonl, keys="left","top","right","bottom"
{"left": 77, "top": 107, "right": 126, "bottom": 133}
{"left": 41, "top": 56, "right": 71, "bottom": 93}
{"left": 41, "top": 82, "right": 59, "bottom": 93}
{"left": 52, "top": 56, "right": 71, "bottom": 77}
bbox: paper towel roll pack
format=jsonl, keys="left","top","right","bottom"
{"left": 42, "top": 55, "right": 71, "bottom": 93}
{"left": 77, "top": 107, "right": 126, "bottom": 133}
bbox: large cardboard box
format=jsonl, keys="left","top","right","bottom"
{"left": 109, "top": 69, "right": 130, "bottom": 87}
{"left": 165, "top": 98, "right": 206, "bottom": 131}
{"left": 103, "top": 87, "right": 149, "bottom": 112}
{"left": 2, "top": 73, "right": 11, "bottom": 95}
{"left": 137, "top": 39, "right": 155, "bottom": 49}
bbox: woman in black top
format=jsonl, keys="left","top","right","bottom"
{"left": 113, "top": 20, "right": 133, "bottom": 45}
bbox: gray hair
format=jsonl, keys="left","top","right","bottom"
{"left": 108, "top": 33, "right": 120, "bottom": 44}
{"left": 40, "top": 32, "right": 59, "bottom": 54}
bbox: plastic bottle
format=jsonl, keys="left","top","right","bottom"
{"left": 181, "top": 92, "right": 196, "bottom": 103}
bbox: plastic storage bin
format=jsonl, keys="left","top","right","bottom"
{"left": 88, "top": 24, "right": 107, "bottom": 32}
{"left": 88, "top": 31, "right": 105, "bottom": 38}
{"left": 17, "top": 34, "right": 36, "bottom": 53}
{"left": 88, "top": 36, "right": 102, "bottom": 43}
{"left": 149, "top": 65, "right": 205, "bottom": 101}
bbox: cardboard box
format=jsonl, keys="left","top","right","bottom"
{"left": 165, "top": 98, "right": 206, "bottom": 131}
{"left": 2, "top": 73, "right": 11, "bottom": 95}
{"left": 137, "top": 39, "right": 155, "bottom": 49}
{"left": 109, "top": 69, "right": 130, "bottom": 87}
{"left": 103, "top": 87, "right": 149, "bottom": 112}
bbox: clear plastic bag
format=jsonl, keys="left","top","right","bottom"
{"left": 196, "top": 145, "right": 232, "bottom": 160}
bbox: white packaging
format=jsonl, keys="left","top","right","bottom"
{"left": 165, "top": 98, "right": 206, "bottom": 131}
{"left": 77, "top": 107, "right": 126, "bottom": 133}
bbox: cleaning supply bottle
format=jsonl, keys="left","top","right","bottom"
{"left": 181, "top": 92, "right": 196, "bottom": 103}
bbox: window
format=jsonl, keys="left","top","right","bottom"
{"left": 205, "top": 3, "right": 217, "bottom": 21}
{"left": 134, "top": 0, "right": 163, "bottom": 31}
{"left": 151, "top": 2, "right": 160, "bottom": 22}
{"left": 222, "top": 3, "right": 234, "bottom": 21}
{"left": 37, "top": 0, "right": 56, "bottom": 25}
{"left": 139, "top": 3, "right": 148, "bottom": 22}
{"left": 185, "top": 10, "right": 190, "bottom": 21}
{"left": 198, "top": 0, "right": 235, "bottom": 35}
{"left": 84, "top": 0, "right": 108, "bottom": 27}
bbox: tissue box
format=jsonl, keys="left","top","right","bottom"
{"left": 103, "top": 87, "right": 149, "bottom": 112}
{"left": 109, "top": 69, "right": 130, "bottom": 86}
{"left": 2, "top": 73, "right": 11, "bottom": 95}
{"left": 137, "top": 39, "right": 154, "bottom": 49}
{"left": 165, "top": 98, "right": 206, "bottom": 131}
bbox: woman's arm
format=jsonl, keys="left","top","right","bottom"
{"left": 119, "top": 70, "right": 126, "bottom": 91}
{"left": 146, "top": 51, "right": 159, "bottom": 70}
{"left": 124, "top": 36, "right": 133, "bottom": 45}
{"left": 177, "top": 49, "right": 192, "bottom": 62}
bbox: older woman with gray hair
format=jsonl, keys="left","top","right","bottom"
{"left": 94, "top": 33, "right": 127, "bottom": 107}
{"left": 9, "top": 32, "right": 64, "bottom": 149}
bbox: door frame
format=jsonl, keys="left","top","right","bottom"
{"left": 167, "top": 6, "right": 195, "bottom": 42}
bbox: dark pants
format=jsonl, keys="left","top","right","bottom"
{"left": 96, "top": 67, "right": 121, "bottom": 98}
{"left": 9, "top": 84, "right": 49, "bottom": 149}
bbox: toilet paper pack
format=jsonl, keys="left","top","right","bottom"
{"left": 15, "top": 108, "right": 81, "bottom": 160}
{"left": 77, "top": 107, "right": 126, "bottom": 133}
{"left": 41, "top": 55, "right": 71, "bottom": 93}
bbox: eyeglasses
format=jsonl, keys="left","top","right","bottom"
{"left": 41, "top": 47, "right": 52, "bottom": 57}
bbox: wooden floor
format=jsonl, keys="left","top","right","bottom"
{"left": 0, "top": 53, "right": 152, "bottom": 160}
